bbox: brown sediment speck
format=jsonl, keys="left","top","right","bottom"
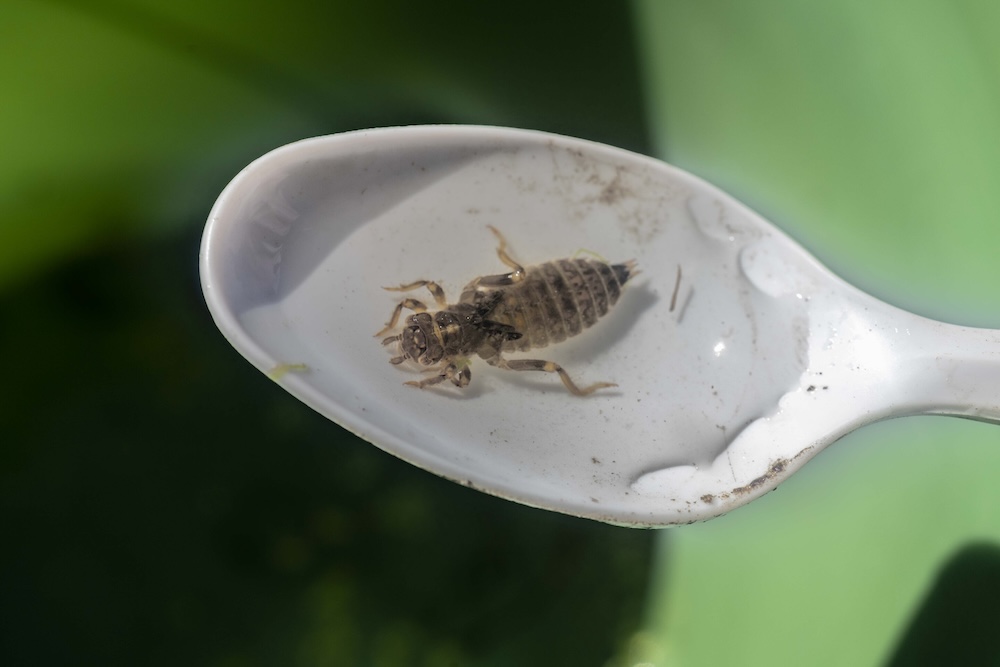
{"left": 728, "top": 446, "right": 815, "bottom": 497}
{"left": 670, "top": 265, "right": 682, "bottom": 312}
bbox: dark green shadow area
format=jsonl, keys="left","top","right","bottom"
{"left": 886, "top": 542, "right": 1000, "bottom": 667}
{"left": 40, "top": 0, "right": 651, "bottom": 149}
{"left": 1, "top": 2, "right": 658, "bottom": 663}
{"left": 0, "top": 229, "right": 653, "bottom": 666}
{"left": 3, "top": 0, "right": 650, "bottom": 289}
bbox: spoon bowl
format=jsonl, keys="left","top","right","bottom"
{"left": 201, "top": 126, "right": 1000, "bottom": 526}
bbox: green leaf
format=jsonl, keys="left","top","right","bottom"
{"left": 633, "top": 2, "right": 1000, "bottom": 664}
{"left": 0, "top": 0, "right": 646, "bottom": 291}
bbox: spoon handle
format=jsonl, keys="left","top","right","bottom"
{"left": 895, "top": 314, "right": 1000, "bottom": 423}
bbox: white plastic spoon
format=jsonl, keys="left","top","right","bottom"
{"left": 200, "top": 125, "right": 1000, "bottom": 527}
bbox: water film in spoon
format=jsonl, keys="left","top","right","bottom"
{"left": 229, "top": 134, "right": 815, "bottom": 520}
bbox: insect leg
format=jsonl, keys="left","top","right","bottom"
{"left": 490, "top": 357, "right": 616, "bottom": 396}
{"left": 383, "top": 280, "right": 448, "bottom": 308}
{"left": 374, "top": 298, "right": 427, "bottom": 337}
{"left": 483, "top": 225, "right": 525, "bottom": 284}
{"left": 379, "top": 335, "right": 408, "bottom": 364}
{"left": 404, "top": 362, "right": 472, "bottom": 389}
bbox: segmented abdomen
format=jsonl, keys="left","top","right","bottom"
{"left": 482, "top": 258, "right": 634, "bottom": 353}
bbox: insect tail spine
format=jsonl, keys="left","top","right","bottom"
{"left": 612, "top": 259, "right": 639, "bottom": 285}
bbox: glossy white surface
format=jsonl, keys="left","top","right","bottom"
{"left": 201, "top": 126, "right": 1000, "bottom": 526}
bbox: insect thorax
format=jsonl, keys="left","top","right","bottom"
{"left": 402, "top": 305, "right": 485, "bottom": 365}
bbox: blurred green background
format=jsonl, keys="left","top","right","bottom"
{"left": 3, "top": 1, "right": 1000, "bottom": 666}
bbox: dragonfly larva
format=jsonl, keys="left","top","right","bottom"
{"left": 376, "top": 226, "right": 637, "bottom": 395}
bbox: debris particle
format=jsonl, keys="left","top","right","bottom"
{"left": 267, "top": 362, "right": 309, "bottom": 380}
{"left": 670, "top": 265, "right": 682, "bottom": 312}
